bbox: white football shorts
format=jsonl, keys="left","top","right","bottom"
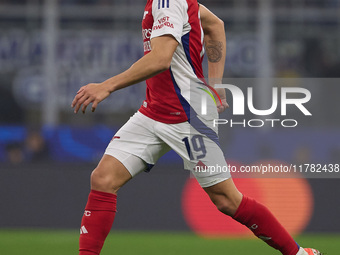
{"left": 105, "top": 111, "right": 230, "bottom": 187}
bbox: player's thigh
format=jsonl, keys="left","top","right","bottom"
{"left": 91, "top": 154, "right": 133, "bottom": 194}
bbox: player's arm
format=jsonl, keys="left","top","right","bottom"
{"left": 199, "top": 4, "right": 228, "bottom": 112}
{"left": 71, "top": 35, "right": 178, "bottom": 113}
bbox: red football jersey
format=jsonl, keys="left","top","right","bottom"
{"left": 139, "top": 0, "right": 205, "bottom": 124}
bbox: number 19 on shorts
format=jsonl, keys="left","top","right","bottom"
{"left": 182, "top": 135, "right": 207, "bottom": 160}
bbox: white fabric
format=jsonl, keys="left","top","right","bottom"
{"left": 104, "top": 111, "right": 230, "bottom": 187}
{"left": 150, "top": 0, "right": 188, "bottom": 43}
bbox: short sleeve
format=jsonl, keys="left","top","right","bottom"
{"left": 150, "top": 0, "right": 188, "bottom": 43}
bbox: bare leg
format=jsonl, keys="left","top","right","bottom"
{"left": 79, "top": 155, "right": 133, "bottom": 255}
{"left": 203, "top": 178, "right": 242, "bottom": 216}
{"left": 90, "top": 154, "right": 132, "bottom": 194}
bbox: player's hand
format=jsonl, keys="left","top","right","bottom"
{"left": 215, "top": 88, "right": 229, "bottom": 113}
{"left": 71, "top": 82, "right": 111, "bottom": 114}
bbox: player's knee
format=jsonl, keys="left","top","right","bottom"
{"left": 212, "top": 196, "right": 239, "bottom": 216}
{"left": 90, "top": 167, "right": 120, "bottom": 194}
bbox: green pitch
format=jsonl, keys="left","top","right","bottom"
{"left": 0, "top": 229, "right": 338, "bottom": 255}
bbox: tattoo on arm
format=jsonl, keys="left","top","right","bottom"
{"left": 206, "top": 40, "right": 223, "bottom": 63}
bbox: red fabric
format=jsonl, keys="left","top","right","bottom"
{"left": 79, "top": 190, "right": 117, "bottom": 255}
{"left": 233, "top": 196, "right": 299, "bottom": 255}
{"left": 139, "top": 0, "right": 204, "bottom": 124}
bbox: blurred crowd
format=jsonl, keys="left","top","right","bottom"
{"left": 0, "top": 0, "right": 339, "bottom": 165}
{"left": 4, "top": 129, "right": 49, "bottom": 165}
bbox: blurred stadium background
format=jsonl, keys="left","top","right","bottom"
{"left": 0, "top": 0, "right": 340, "bottom": 254}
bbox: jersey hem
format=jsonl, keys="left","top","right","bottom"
{"left": 138, "top": 108, "right": 188, "bottom": 124}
